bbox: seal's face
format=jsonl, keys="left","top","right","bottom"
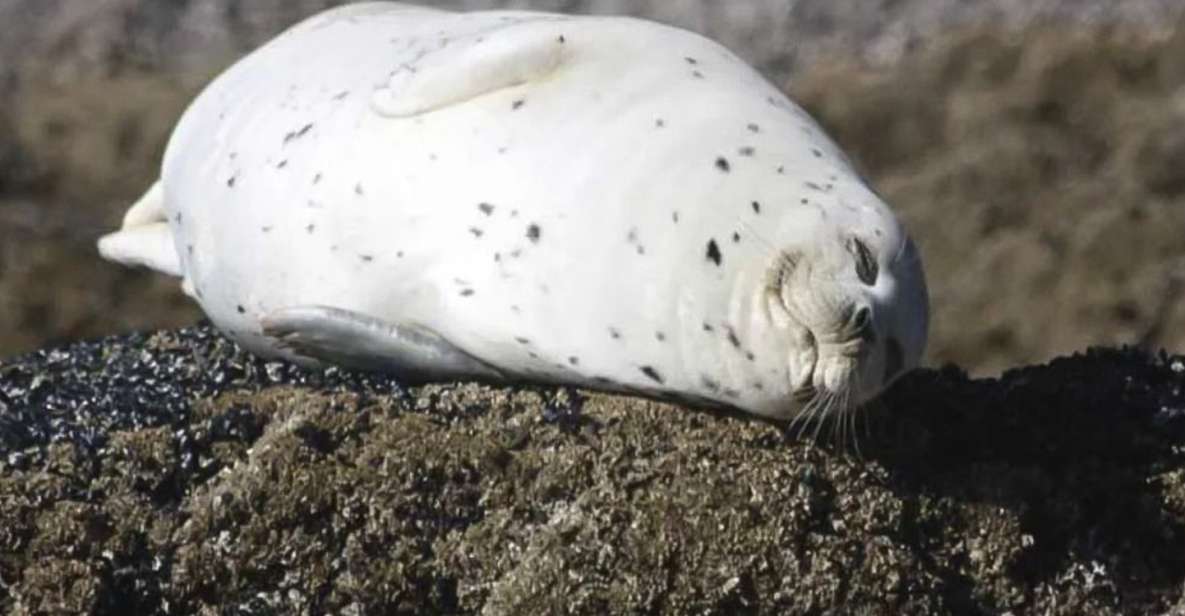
{"left": 766, "top": 222, "right": 929, "bottom": 417}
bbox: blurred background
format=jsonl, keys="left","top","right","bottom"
{"left": 1, "top": 0, "right": 1183, "bottom": 376}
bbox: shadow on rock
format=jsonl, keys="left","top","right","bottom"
{"left": 866, "top": 348, "right": 1185, "bottom": 607}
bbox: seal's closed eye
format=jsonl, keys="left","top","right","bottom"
{"left": 848, "top": 237, "right": 878, "bottom": 286}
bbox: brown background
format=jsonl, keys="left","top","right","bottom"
{"left": 2, "top": 0, "right": 1184, "bottom": 375}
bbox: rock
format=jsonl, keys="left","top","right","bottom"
{"left": 1, "top": 324, "right": 1183, "bottom": 614}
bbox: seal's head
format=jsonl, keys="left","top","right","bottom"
{"left": 762, "top": 208, "right": 929, "bottom": 421}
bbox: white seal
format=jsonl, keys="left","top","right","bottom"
{"left": 98, "top": 2, "right": 929, "bottom": 420}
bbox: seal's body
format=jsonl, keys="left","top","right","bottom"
{"left": 99, "top": 2, "right": 929, "bottom": 419}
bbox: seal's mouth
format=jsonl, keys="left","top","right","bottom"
{"left": 785, "top": 304, "right": 879, "bottom": 418}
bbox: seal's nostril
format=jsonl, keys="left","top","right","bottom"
{"left": 852, "top": 306, "right": 871, "bottom": 332}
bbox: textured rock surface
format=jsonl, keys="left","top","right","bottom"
{"left": 3, "top": 1, "right": 1185, "bottom": 372}
{"left": 1, "top": 324, "right": 1183, "bottom": 614}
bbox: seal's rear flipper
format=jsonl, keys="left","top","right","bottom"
{"left": 261, "top": 305, "right": 506, "bottom": 381}
{"left": 96, "top": 181, "right": 183, "bottom": 277}
{"left": 370, "top": 19, "right": 568, "bottom": 118}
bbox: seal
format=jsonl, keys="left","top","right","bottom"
{"left": 98, "top": 2, "right": 929, "bottom": 421}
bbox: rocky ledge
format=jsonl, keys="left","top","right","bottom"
{"left": 1, "top": 324, "right": 1183, "bottom": 614}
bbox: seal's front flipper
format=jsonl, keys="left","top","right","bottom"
{"left": 371, "top": 19, "right": 568, "bottom": 118}
{"left": 261, "top": 305, "right": 506, "bottom": 382}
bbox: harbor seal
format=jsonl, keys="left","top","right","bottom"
{"left": 97, "top": 2, "right": 929, "bottom": 421}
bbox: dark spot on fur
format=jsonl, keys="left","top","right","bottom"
{"left": 526, "top": 223, "right": 541, "bottom": 243}
{"left": 732, "top": 232, "right": 741, "bottom": 243}
{"left": 656, "top": 118, "right": 666, "bottom": 128}
{"left": 751, "top": 201, "right": 761, "bottom": 214}
{"left": 692, "top": 70, "right": 704, "bottom": 79}
{"left": 276, "top": 160, "right": 288, "bottom": 169}
{"left": 186, "top": 244, "right": 194, "bottom": 254}
{"left": 684, "top": 56, "right": 698, "bottom": 65}
{"left": 226, "top": 175, "right": 236, "bottom": 188}
{"left": 747, "top": 123, "right": 760, "bottom": 133}
{"left": 469, "top": 227, "right": 484, "bottom": 238}
{"left": 724, "top": 388, "right": 741, "bottom": 398}
{"left": 558, "top": 35, "right": 566, "bottom": 43}
{"left": 706, "top": 239, "right": 722, "bottom": 266}
{"left": 312, "top": 172, "right": 322, "bottom": 184}
{"left": 515, "top": 337, "right": 530, "bottom": 345}
{"left": 812, "top": 148, "right": 823, "bottom": 158}
{"left": 806, "top": 181, "right": 823, "bottom": 191}
{"left": 355, "top": 183, "right": 364, "bottom": 195}
{"left": 702, "top": 323, "right": 715, "bottom": 333}
{"left": 640, "top": 366, "right": 665, "bottom": 384}
{"left": 261, "top": 226, "right": 272, "bottom": 233}
{"left": 512, "top": 99, "right": 525, "bottom": 110}
{"left": 715, "top": 157, "right": 730, "bottom": 172}
{"left": 283, "top": 123, "right": 313, "bottom": 145}
{"left": 306, "top": 223, "right": 315, "bottom": 234}
{"left": 568, "top": 356, "right": 579, "bottom": 366}
{"left": 236, "top": 305, "right": 245, "bottom": 314}
{"left": 478, "top": 202, "right": 495, "bottom": 215}
{"left": 360, "top": 255, "right": 374, "bottom": 262}
{"left": 655, "top": 331, "right": 666, "bottom": 342}
{"left": 672, "top": 211, "right": 680, "bottom": 223}
{"left": 333, "top": 91, "right": 349, "bottom": 100}
{"left": 746, "top": 352, "right": 756, "bottom": 361}
{"left": 739, "top": 146, "right": 755, "bottom": 157}
{"left": 609, "top": 328, "right": 622, "bottom": 340}
{"left": 460, "top": 289, "right": 475, "bottom": 297}
{"left": 726, "top": 326, "right": 742, "bottom": 349}
{"left": 777, "top": 165, "right": 785, "bottom": 174}
{"left": 700, "top": 375, "right": 721, "bottom": 393}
